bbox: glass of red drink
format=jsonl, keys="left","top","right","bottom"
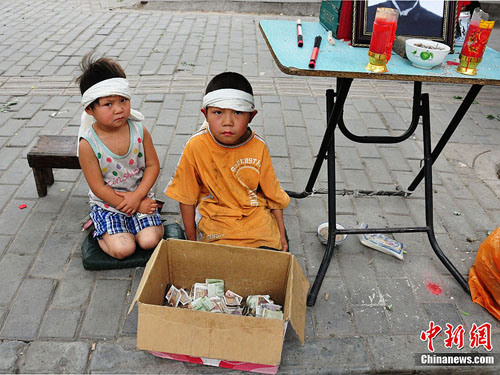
{"left": 366, "top": 7, "right": 399, "bottom": 73}
{"left": 457, "top": 8, "right": 495, "bottom": 75}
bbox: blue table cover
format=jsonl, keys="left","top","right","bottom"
{"left": 260, "top": 20, "right": 500, "bottom": 85}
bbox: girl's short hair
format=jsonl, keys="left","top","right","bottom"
{"left": 205, "top": 72, "right": 253, "bottom": 96}
{"left": 76, "top": 53, "right": 126, "bottom": 108}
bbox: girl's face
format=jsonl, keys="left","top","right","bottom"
{"left": 202, "top": 107, "right": 257, "bottom": 145}
{"left": 85, "top": 95, "right": 130, "bottom": 131}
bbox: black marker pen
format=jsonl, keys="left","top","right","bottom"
{"left": 309, "top": 35, "right": 322, "bottom": 68}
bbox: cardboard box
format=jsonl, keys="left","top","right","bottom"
{"left": 129, "top": 239, "right": 309, "bottom": 370}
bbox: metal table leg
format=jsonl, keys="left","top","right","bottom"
{"left": 420, "top": 93, "right": 471, "bottom": 294}
{"left": 407, "top": 84, "right": 483, "bottom": 192}
{"left": 293, "top": 80, "right": 475, "bottom": 306}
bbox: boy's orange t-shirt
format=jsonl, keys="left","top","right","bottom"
{"left": 165, "top": 127, "right": 290, "bottom": 249}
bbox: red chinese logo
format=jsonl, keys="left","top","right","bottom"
{"left": 420, "top": 321, "right": 492, "bottom": 352}
{"left": 420, "top": 321, "right": 442, "bottom": 352}
{"left": 444, "top": 323, "right": 465, "bottom": 350}
{"left": 470, "top": 323, "right": 492, "bottom": 351}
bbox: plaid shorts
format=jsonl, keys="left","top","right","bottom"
{"left": 90, "top": 205, "right": 162, "bottom": 239}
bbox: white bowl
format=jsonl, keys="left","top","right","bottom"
{"left": 405, "top": 38, "right": 450, "bottom": 69}
{"left": 317, "top": 222, "right": 347, "bottom": 246}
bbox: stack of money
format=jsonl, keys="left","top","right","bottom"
{"left": 247, "top": 295, "right": 284, "bottom": 320}
{"left": 206, "top": 279, "right": 225, "bottom": 297}
{"left": 164, "top": 280, "right": 283, "bottom": 320}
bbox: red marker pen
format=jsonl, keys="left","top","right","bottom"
{"left": 296, "top": 19, "right": 303, "bottom": 47}
{"left": 309, "top": 35, "right": 322, "bottom": 68}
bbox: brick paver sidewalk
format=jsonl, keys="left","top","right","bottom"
{"left": 0, "top": 0, "right": 499, "bottom": 373}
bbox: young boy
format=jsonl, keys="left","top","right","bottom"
{"left": 77, "top": 54, "right": 164, "bottom": 259}
{"left": 165, "top": 72, "right": 290, "bottom": 251}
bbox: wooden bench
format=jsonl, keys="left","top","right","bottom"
{"left": 27, "top": 135, "right": 80, "bottom": 197}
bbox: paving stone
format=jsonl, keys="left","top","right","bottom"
{"left": 378, "top": 196, "right": 411, "bottom": 216}
{"left": 271, "top": 156, "right": 292, "bottom": 184}
{"left": 422, "top": 303, "right": 464, "bottom": 331}
{"left": 456, "top": 198, "right": 496, "bottom": 233}
{"left": 265, "top": 135, "right": 289, "bottom": 158}
{"left": 8, "top": 126, "right": 40, "bottom": 147}
{"left": 0, "top": 198, "right": 36, "bottom": 235}
{"left": 8, "top": 212, "right": 56, "bottom": 255}
{"left": 296, "top": 196, "right": 326, "bottom": 233}
{"left": 369, "top": 249, "right": 407, "bottom": 278}
{"left": 363, "top": 157, "right": 392, "bottom": 184}
{"left": 378, "top": 277, "right": 428, "bottom": 334}
{"left": 52, "top": 196, "right": 89, "bottom": 233}
{"left": 39, "top": 308, "right": 82, "bottom": 339}
{"left": 0, "top": 234, "right": 11, "bottom": 258}
{"left": 150, "top": 124, "right": 173, "bottom": 146}
{"left": 42, "top": 95, "right": 69, "bottom": 110}
{"left": 121, "top": 268, "right": 143, "bottom": 336}
{"left": 338, "top": 252, "right": 380, "bottom": 306}
{"left": 433, "top": 185, "right": 477, "bottom": 242}
{"left": 404, "top": 255, "right": 457, "bottom": 303}
{"left": 286, "top": 126, "right": 309, "bottom": 147}
{"left": 351, "top": 304, "right": 391, "bottom": 335}
{"left": 0, "top": 158, "right": 31, "bottom": 184}
{"left": 52, "top": 257, "right": 95, "bottom": 309}
{"left": 280, "top": 337, "right": 371, "bottom": 373}
{"left": 19, "top": 341, "right": 90, "bottom": 374}
{"left": 0, "top": 253, "right": 34, "bottom": 305}
{"left": 385, "top": 213, "right": 415, "bottom": 229}
{"left": 12, "top": 102, "right": 42, "bottom": 120}
{"left": 90, "top": 342, "right": 186, "bottom": 373}
{"left": 30, "top": 232, "right": 76, "bottom": 279}
{"left": 366, "top": 335, "right": 424, "bottom": 373}
{"left": 303, "top": 232, "right": 340, "bottom": 279}
{"left": 352, "top": 197, "right": 388, "bottom": 228}
{"left": 463, "top": 175, "right": 500, "bottom": 211}
{"left": 379, "top": 146, "right": 412, "bottom": 172}
{"left": 0, "top": 278, "right": 55, "bottom": 340}
{"left": 0, "top": 185, "right": 17, "bottom": 212}
{"left": 81, "top": 279, "right": 130, "bottom": 338}
{"left": 0, "top": 146, "right": 21, "bottom": 171}
{"left": 343, "top": 169, "right": 373, "bottom": 191}
{"left": 0, "top": 341, "right": 25, "bottom": 373}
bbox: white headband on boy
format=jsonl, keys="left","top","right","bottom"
{"left": 202, "top": 88, "right": 255, "bottom": 112}
{"left": 78, "top": 78, "right": 144, "bottom": 154}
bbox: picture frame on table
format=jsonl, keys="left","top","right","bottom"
{"left": 352, "top": 0, "right": 458, "bottom": 51}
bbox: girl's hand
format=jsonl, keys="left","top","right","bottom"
{"left": 115, "top": 191, "right": 142, "bottom": 215}
{"left": 138, "top": 197, "right": 159, "bottom": 215}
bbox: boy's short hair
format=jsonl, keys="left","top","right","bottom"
{"left": 205, "top": 72, "right": 253, "bottom": 96}
{"left": 76, "top": 53, "right": 126, "bottom": 108}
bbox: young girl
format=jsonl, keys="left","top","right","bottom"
{"left": 77, "top": 54, "right": 164, "bottom": 259}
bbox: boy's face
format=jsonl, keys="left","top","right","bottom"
{"left": 85, "top": 95, "right": 130, "bottom": 130}
{"left": 202, "top": 107, "right": 257, "bottom": 145}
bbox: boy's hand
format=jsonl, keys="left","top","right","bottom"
{"left": 114, "top": 191, "right": 142, "bottom": 215}
{"left": 280, "top": 235, "right": 289, "bottom": 252}
{"left": 138, "top": 197, "right": 159, "bottom": 215}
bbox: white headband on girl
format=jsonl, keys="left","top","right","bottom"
{"left": 78, "top": 78, "right": 144, "bottom": 154}
{"left": 202, "top": 88, "right": 255, "bottom": 112}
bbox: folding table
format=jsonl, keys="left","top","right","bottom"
{"left": 259, "top": 20, "right": 500, "bottom": 306}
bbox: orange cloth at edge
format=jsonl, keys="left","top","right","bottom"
{"left": 469, "top": 227, "right": 500, "bottom": 320}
